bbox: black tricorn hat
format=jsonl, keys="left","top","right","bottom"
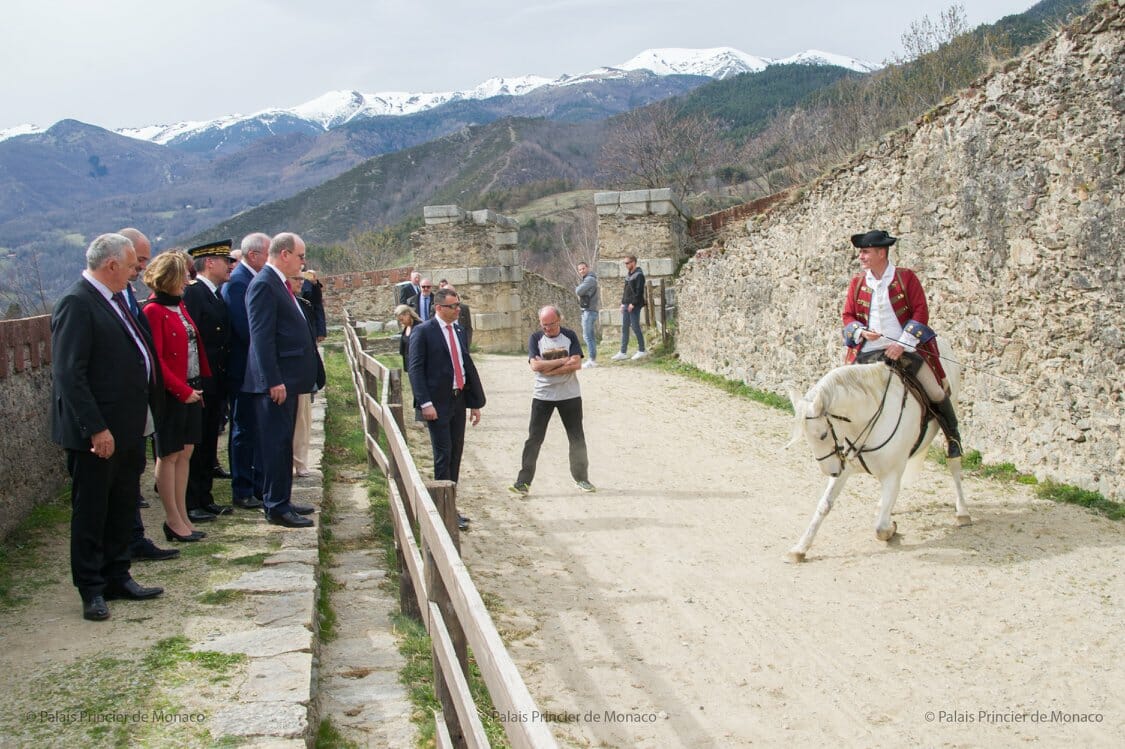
{"left": 187, "top": 239, "right": 234, "bottom": 260}
{"left": 851, "top": 230, "right": 897, "bottom": 248}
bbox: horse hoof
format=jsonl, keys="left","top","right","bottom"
{"left": 787, "top": 550, "right": 807, "bottom": 564}
{"left": 955, "top": 514, "right": 972, "bottom": 527}
{"left": 876, "top": 522, "right": 897, "bottom": 542}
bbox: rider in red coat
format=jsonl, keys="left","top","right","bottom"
{"left": 841, "top": 230, "right": 962, "bottom": 458}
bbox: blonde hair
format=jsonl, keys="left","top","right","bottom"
{"left": 143, "top": 250, "right": 189, "bottom": 294}
{"left": 394, "top": 304, "right": 421, "bottom": 323}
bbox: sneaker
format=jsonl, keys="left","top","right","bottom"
{"left": 610, "top": 352, "right": 629, "bottom": 361}
{"left": 582, "top": 360, "right": 598, "bottom": 369}
{"left": 575, "top": 480, "right": 596, "bottom": 493}
{"left": 631, "top": 350, "right": 649, "bottom": 360}
{"left": 509, "top": 482, "right": 530, "bottom": 496}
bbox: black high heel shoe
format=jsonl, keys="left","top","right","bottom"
{"left": 163, "top": 522, "right": 203, "bottom": 542}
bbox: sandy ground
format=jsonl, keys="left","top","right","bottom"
{"left": 453, "top": 354, "right": 1123, "bottom": 748}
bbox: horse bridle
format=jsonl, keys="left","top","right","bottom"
{"left": 807, "top": 372, "right": 907, "bottom": 475}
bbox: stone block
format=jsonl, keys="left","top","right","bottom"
{"left": 500, "top": 266, "right": 523, "bottom": 283}
{"left": 621, "top": 200, "right": 650, "bottom": 216}
{"left": 645, "top": 258, "right": 677, "bottom": 276}
{"left": 597, "top": 260, "right": 622, "bottom": 278}
{"left": 195, "top": 624, "right": 313, "bottom": 657}
{"left": 242, "top": 652, "right": 314, "bottom": 703}
{"left": 423, "top": 205, "right": 462, "bottom": 224}
{"left": 474, "top": 312, "right": 514, "bottom": 331}
{"left": 433, "top": 268, "right": 469, "bottom": 286}
{"left": 467, "top": 266, "right": 503, "bottom": 284}
{"left": 648, "top": 187, "right": 674, "bottom": 202}
{"left": 493, "top": 230, "right": 519, "bottom": 246}
{"left": 596, "top": 203, "right": 621, "bottom": 216}
{"left": 620, "top": 189, "right": 652, "bottom": 205}
{"left": 594, "top": 192, "right": 620, "bottom": 206}
{"left": 497, "top": 249, "right": 516, "bottom": 266}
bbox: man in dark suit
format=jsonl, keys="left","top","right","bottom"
{"left": 184, "top": 240, "right": 235, "bottom": 520}
{"left": 222, "top": 232, "right": 270, "bottom": 510}
{"left": 243, "top": 233, "right": 325, "bottom": 528}
{"left": 51, "top": 233, "right": 165, "bottom": 621}
{"left": 407, "top": 287, "right": 485, "bottom": 529}
{"left": 399, "top": 271, "right": 422, "bottom": 305}
{"left": 406, "top": 278, "right": 435, "bottom": 321}
{"left": 117, "top": 227, "right": 179, "bottom": 562}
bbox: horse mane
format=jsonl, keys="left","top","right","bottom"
{"left": 808, "top": 363, "right": 891, "bottom": 414}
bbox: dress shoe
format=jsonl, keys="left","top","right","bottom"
{"left": 105, "top": 579, "right": 164, "bottom": 600}
{"left": 267, "top": 511, "right": 314, "bottom": 528}
{"left": 138, "top": 496, "right": 150, "bottom": 508}
{"left": 187, "top": 508, "right": 217, "bottom": 523}
{"left": 458, "top": 513, "right": 470, "bottom": 531}
{"left": 232, "top": 496, "right": 264, "bottom": 510}
{"left": 82, "top": 595, "right": 110, "bottom": 621}
{"left": 130, "top": 539, "right": 181, "bottom": 561}
{"left": 203, "top": 503, "right": 233, "bottom": 516}
{"left": 212, "top": 464, "right": 232, "bottom": 479}
{"left": 163, "top": 522, "right": 203, "bottom": 543}
{"left": 290, "top": 502, "right": 315, "bottom": 516}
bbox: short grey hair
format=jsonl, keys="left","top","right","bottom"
{"left": 86, "top": 233, "right": 133, "bottom": 271}
{"left": 240, "top": 232, "right": 270, "bottom": 255}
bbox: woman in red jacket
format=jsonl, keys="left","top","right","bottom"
{"left": 142, "top": 251, "right": 212, "bottom": 541}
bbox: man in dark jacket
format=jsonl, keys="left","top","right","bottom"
{"left": 184, "top": 240, "right": 235, "bottom": 519}
{"left": 611, "top": 255, "right": 647, "bottom": 361}
{"left": 51, "top": 233, "right": 165, "bottom": 621}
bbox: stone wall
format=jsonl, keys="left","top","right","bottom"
{"left": 321, "top": 266, "right": 413, "bottom": 323}
{"left": 412, "top": 206, "right": 525, "bottom": 351}
{"left": 518, "top": 271, "right": 583, "bottom": 351}
{"left": 675, "top": 1, "right": 1125, "bottom": 498}
{"left": 0, "top": 315, "right": 66, "bottom": 538}
{"left": 596, "top": 188, "right": 687, "bottom": 348}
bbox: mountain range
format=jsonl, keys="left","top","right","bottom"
{"left": 1, "top": 47, "right": 876, "bottom": 151}
{"left": 0, "top": 45, "right": 876, "bottom": 308}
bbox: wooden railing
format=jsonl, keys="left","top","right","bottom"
{"left": 342, "top": 311, "right": 558, "bottom": 749}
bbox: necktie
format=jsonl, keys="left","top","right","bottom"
{"left": 112, "top": 291, "right": 155, "bottom": 385}
{"left": 446, "top": 323, "right": 465, "bottom": 391}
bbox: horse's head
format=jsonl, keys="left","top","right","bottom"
{"left": 789, "top": 387, "right": 845, "bottom": 477}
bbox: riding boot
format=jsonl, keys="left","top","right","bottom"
{"left": 932, "top": 396, "right": 963, "bottom": 459}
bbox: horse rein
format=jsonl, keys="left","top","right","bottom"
{"left": 808, "top": 372, "right": 908, "bottom": 475}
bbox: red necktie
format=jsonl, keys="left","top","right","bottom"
{"left": 446, "top": 323, "right": 465, "bottom": 390}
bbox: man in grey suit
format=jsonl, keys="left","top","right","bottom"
{"left": 51, "top": 233, "right": 165, "bottom": 621}
{"left": 243, "top": 233, "right": 325, "bottom": 527}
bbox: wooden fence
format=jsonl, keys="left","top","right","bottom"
{"left": 341, "top": 310, "right": 558, "bottom": 749}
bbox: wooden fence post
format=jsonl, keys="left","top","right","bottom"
{"left": 425, "top": 480, "right": 469, "bottom": 747}
{"left": 658, "top": 278, "right": 670, "bottom": 349}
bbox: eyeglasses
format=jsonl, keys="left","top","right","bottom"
{"left": 541, "top": 319, "right": 561, "bottom": 329}
{"left": 421, "top": 285, "right": 432, "bottom": 289}
{"left": 437, "top": 302, "right": 461, "bottom": 309}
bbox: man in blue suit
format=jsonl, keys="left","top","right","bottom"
{"left": 222, "top": 232, "right": 270, "bottom": 509}
{"left": 407, "top": 287, "right": 485, "bottom": 529}
{"left": 243, "top": 232, "right": 325, "bottom": 527}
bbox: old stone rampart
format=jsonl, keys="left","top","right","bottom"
{"left": 321, "top": 266, "right": 413, "bottom": 322}
{"left": 0, "top": 315, "right": 66, "bottom": 538}
{"left": 675, "top": 1, "right": 1124, "bottom": 498}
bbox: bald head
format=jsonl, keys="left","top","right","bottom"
{"left": 118, "top": 227, "right": 151, "bottom": 280}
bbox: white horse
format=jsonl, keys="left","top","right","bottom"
{"left": 787, "top": 342, "right": 969, "bottom": 562}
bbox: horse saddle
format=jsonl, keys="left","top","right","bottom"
{"left": 885, "top": 354, "right": 937, "bottom": 457}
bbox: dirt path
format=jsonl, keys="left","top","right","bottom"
{"left": 453, "top": 354, "right": 1123, "bottom": 748}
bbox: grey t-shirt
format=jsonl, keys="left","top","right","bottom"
{"left": 528, "top": 328, "right": 583, "bottom": 401}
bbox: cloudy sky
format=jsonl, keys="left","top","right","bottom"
{"left": 3, "top": 0, "right": 1039, "bottom": 131}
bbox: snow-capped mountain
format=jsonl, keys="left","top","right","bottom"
{"left": 0, "top": 46, "right": 875, "bottom": 146}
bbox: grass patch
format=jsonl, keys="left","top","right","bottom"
{"left": 2, "top": 635, "right": 245, "bottom": 746}
{"left": 198, "top": 589, "right": 244, "bottom": 606}
{"left": 316, "top": 569, "right": 341, "bottom": 642}
{"left": 229, "top": 552, "right": 271, "bottom": 566}
{"left": 316, "top": 716, "right": 360, "bottom": 748}
{"left": 1036, "top": 480, "right": 1124, "bottom": 521}
{"left": 942, "top": 450, "right": 1121, "bottom": 520}
{"left": 0, "top": 492, "right": 70, "bottom": 606}
{"left": 645, "top": 347, "right": 793, "bottom": 413}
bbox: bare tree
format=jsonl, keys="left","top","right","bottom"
{"left": 599, "top": 102, "right": 730, "bottom": 196}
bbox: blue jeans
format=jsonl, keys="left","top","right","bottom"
{"left": 581, "top": 310, "right": 598, "bottom": 361}
{"left": 620, "top": 307, "right": 645, "bottom": 353}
